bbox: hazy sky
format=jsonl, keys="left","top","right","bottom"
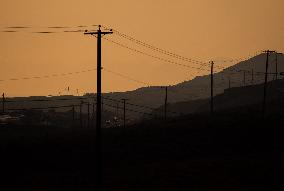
{"left": 0, "top": 0, "right": 284, "bottom": 97}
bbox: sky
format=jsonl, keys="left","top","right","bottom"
{"left": 0, "top": 0, "right": 284, "bottom": 97}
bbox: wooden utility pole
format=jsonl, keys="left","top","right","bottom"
{"left": 121, "top": 99, "right": 128, "bottom": 128}
{"left": 228, "top": 77, "right": 231, "bottom": 89}
{"left": 93, "top": 102, "right": 95, "bottom": 121}
{"left": 210, "top": 61, "right": 214, "bottom": 116}
{"left": 101, "top": 97, "right": 104, "bottom": 114}
{"left": 72, "top": 105, "right": 75, "bottom": 122}
{"left": 243, "top": 71, "right": 246, "bottom": 87}
{"left": 164, "top": 86, "right": 168, "bottom": 121}
{"left": 2, "top": 93, "right": 4, "bottom": 114}
{"left": 80, "top": 101, "right": 83, "bottom": 128}
{"left": 84, "top": 25, "right": 113, "bottom": 190}
{"left": 87, "top": 102, "right": 90, "bottom": 128}
{"left": 251, "top": 69, "right": 254, "bottom": 85}
{"left": 263, "top": 50, "right": 275, "bottom": 118}
{"left": 275, "top": 52, "right": 279, "bottom": 80}
{"left": 116, "top": 102, "right": 119, "bottom": 117}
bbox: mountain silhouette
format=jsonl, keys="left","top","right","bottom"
{"left": 5, "top": 53, "right": 283, "bottom": 122}
{"left": 154, "top": 77, "right": 284, "bottom": 117}
{"left": 102, "top": 52, "right": 284, "bottom": 119}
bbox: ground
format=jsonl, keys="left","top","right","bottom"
{"left": 1, "top": 114, "right": 284, "bottom": 190}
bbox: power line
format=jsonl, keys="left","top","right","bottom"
{"left": 222, "top": 56, "right": 279, "bottom": 76}
{"left": 5, "top": 95, "right": 160, "bottom": 117}
{"left": 107, "top": 27, "right": 211, "bottom": 67}
{"left": 2, "top": 25, "right": 270, "bottom": 76}
{"left": 5, "top": 96, "right": 92, "bottom": 103}
{"left": 102, "top": 37, "right": 212, "bottom": 72}
{"left": 2, "top": 29, "right": 88, "bottom": 34}
{"left": 102, "top": 102, "right": 155, "bottom": 117}
{"left": 102, "top": 34, "right": 267, "bottom": 76}
{"left": 4, "top": 91, "right": 179, "bottom": 116}
{"left": 212, "top": 50, "right": 263, "bottom": 63}
{"left": 0, "top": 68, "right": 97, "bottom": 83}
{"left": 103, "top": 67, "right": 152, "bottom": 86}
{"left": 102, "top": 95, "right": 181, "bottom": 116}
{"left": 1, "top": 24, "right": 100, "bottom": 33}
{"left": 102, "top": 26, "right": 265, "bottom": 71}
{"left": 7, "top": 103, "right": 80, "bottom": 111}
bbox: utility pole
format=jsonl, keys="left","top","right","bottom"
{"left": 101, "top": 97, "right": 104, "bottom": 114}
{"left": 275, "top": 52, "right": 279, "bottom": 80}
{"left": 2, "top": 93, "right": 4, "bottom": 114}
{"left": 263, "top": 50, "right": 275, "bottom": 118}
{"left": 116, "top": 102, "right": 119, "bottom": 117}
{"left": 243, "top": 71, "right": 246, "bottom": 87}
{"left": 210, "top": 61, "right": 214, "bottom": 116}
{"left": 85, "top": 25, "right": 113, "bottom": 190}
{"left": 115, "top": 102, "right": 119, "bottom": 128}
{"left": 72, "top": 105, "right": 75, "bottom": 122}
{"left": 164, "top": 86, "right": 168, "bottom": 121}
{"left": 80, "top": 101, "right": 83, "bottom": 128}
{"left": 228, "top": 77, "right": 231, "bottom": 89}
{"left": 121, "top": 99, "right": 128, "bottom": 128}
{"left": 87, "top": 102, "right": 90, "bottom": 128}
{"left": 251, "top": 69, "right": 254, "bottom": 85}
{"left": 93, "top": 102, "right": 96, "bottom": 121}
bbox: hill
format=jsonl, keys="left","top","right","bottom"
{"left": 95, "top": 52, "right": 284, "bottom": 118}
{"left": 4, "top": 53, "right": 284, "bottom": 122}
{"left": 154, "top": 77, "right": 284, "bottom": 117}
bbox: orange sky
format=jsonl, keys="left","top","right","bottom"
{"left": 0, "top": 0, "right": 284, "bottom": 97}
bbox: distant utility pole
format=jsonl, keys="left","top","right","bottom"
{"left": 228, "top": 77, "right": 231, "bottom": 89}
{"left": 163, "top": 86, "right": 168, "bottom": 121}
{"left": 210, "top": 61, "right": 214, "bottom": 116}
{"left": 121, "top": 99, "right": 128, "bottom": 128}
{"left": 80, "top": 101, "right": 83, "bottom": 128}
{"left": 72, "top": 105, "right": 75, "bottom": 122}
{"left": 84, "top": 25, "right": 113, "bottom": 190}
{"left": 2, "top": 93, "right": 5, "bottom": 114}
{"left": 251, "top": 69, "right": 254, "bottom": 85}
{"left": 92, "top": 102, "right": 96, "bottom": 121}
{"left": 87, "top": 102, "right": 90, "bottom": 128}
{"left": 275, "top": 52, "right": 280, "bottom": 80}
{"left": 116, "top": 102, "right": 119, "bottom": 117}
{"left": 243, "top": 71, "right": 246, "bottom": 87}
{"left": 263, "top": 50, "right": 276, "bottom": 118}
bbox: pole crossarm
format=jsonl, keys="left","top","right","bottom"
{"left": 84, "top": 31, "right": 113, "bottom": 35}
{"left": 84, "top": 25, "right": 113, "bottom": 36}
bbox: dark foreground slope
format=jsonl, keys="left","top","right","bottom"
{"left": 1, "top": 110, "right": 284, "bottom": 190}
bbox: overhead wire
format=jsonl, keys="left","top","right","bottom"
{"left": 2, "top": 24, "right": 282, "bottom": 108}
{"left": 105, "top": 27, "right": 212, "bottom": 67}
{"left": 5, "top": 96, "right": 92, "bottom": 103}
{"left": 103, "top": 67, "right": 153, "bottom": 86}
{"left": 1, "top": 24, "right": 100, "bottom": 34}
{"left": 102, "top": 26, "right": 266, "bottom": 72}
{"left": 1, "top": 24, "right": 273, "bottom": 78}
{"left": 102, "top": 36, "right": 211, "bottom": 72}
{"left": 7, "top": 103, "right": 80, "bottom": 111}
{"left": 102, "top": 102, "right": 156, "bottom": 116}
{"left": 5, "top": 93, "right": 173, "bottom": 117}
{"left": 101, "top": 29, "right": 269, "bottom": 78}
{"left": 0, "top": 68, "right": 97, "bottom": 83}
{"left": 102, "top": 94, "right": 182, "bottom": 116}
